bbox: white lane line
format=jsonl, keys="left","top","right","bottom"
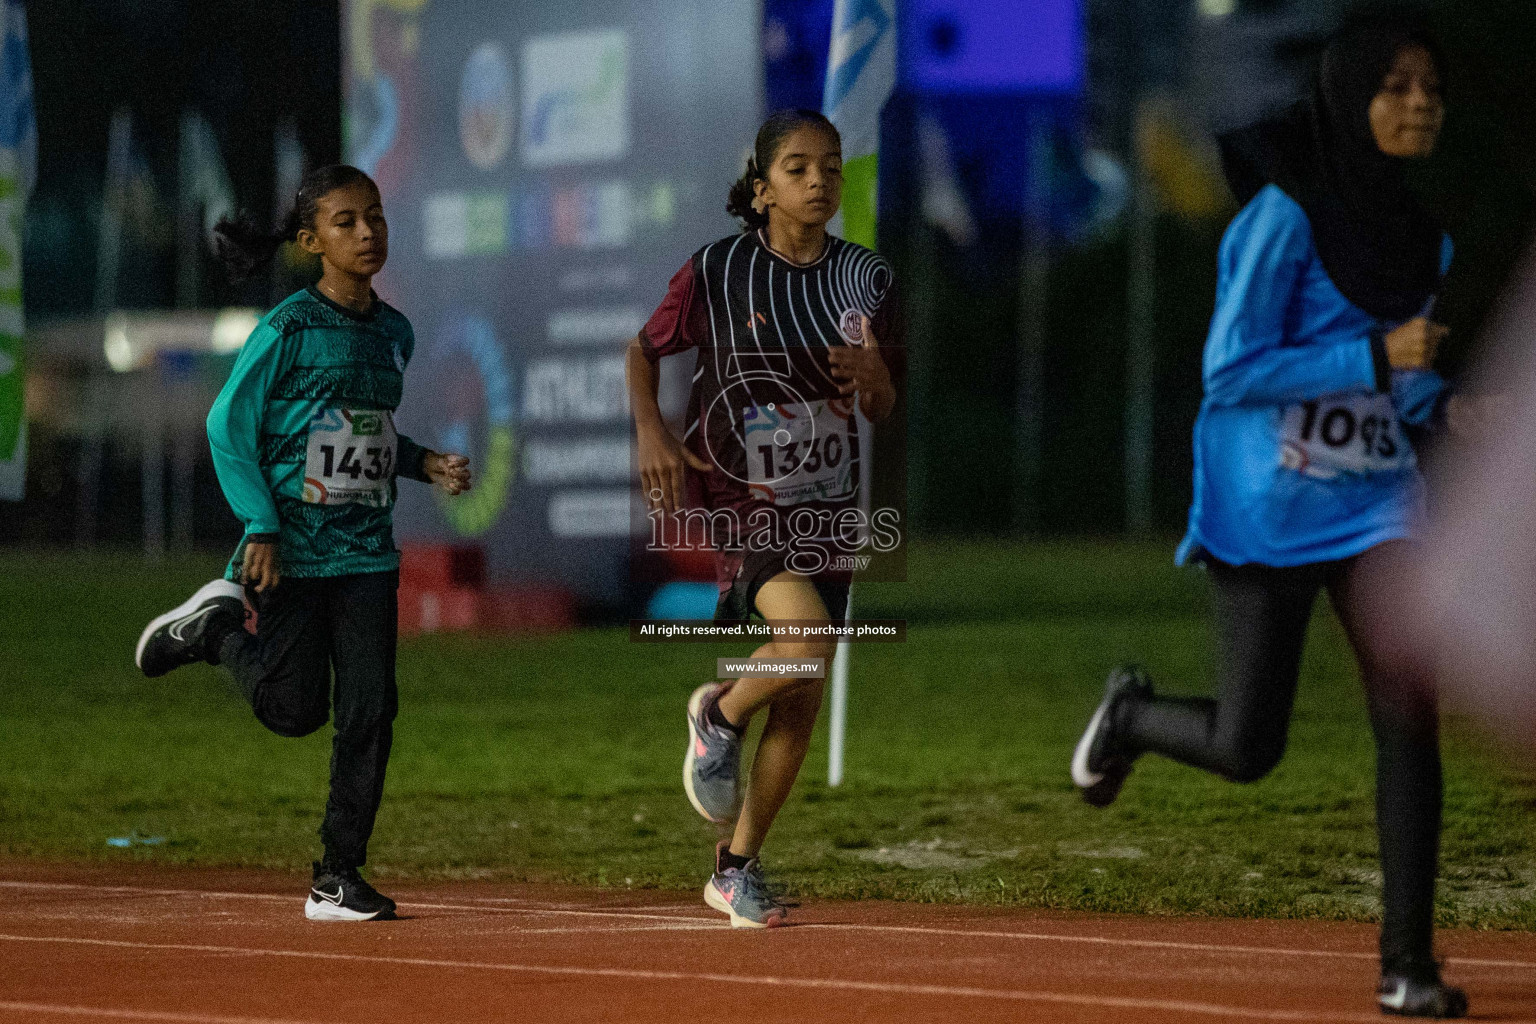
{"left": 0, "top": 933, "right": 1387, "bottom": 1023}
{"left": 0, "top": 881, "right": 718, "bottom": 925}
{"left": 3, "top": 880, "right": 1533, "bottom": 971}
{"left": 0, "top": 1002, "right": 319, "bottom": 1024}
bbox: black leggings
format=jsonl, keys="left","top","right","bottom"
{"left": 1120, "top": 542, "right": 1442, "bottom": 965}
{"left": 218, "top": 570, "right": 400, "bottom": 870}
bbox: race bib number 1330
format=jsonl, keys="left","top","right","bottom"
{"left": 743, "top": 397, "right": 858, "bottom": 506}
{"left": 303, "top": 407, "right": 398, "bottom": 505}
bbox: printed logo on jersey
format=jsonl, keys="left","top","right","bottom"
{"left": 459, "top": 42, "right": 515, "bottom": 172}
{"left": 839, "top": 308, "right": 866, "bottom": 344}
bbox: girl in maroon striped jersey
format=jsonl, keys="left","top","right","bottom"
{"left": 625, "top": 109, "right": 901, "bottom": 927}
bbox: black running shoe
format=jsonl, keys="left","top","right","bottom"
{"left": 135, "top": 580, "right": 246, "bottom": 677}
{"left": 1379, "top": 959, "right": 1468, "bottom": 1018}
{"left": 305, "top": 862, "right": 397, "bottom": 922}
{"left": 1071, "top": 665, "right": 1151, "bottom": 808}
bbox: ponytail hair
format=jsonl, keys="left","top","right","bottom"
{"left": 213, "top": 164, "right": 377, "bottom": 282}
{"left": 725, "top": 109, "right": 841, "bottom": 232}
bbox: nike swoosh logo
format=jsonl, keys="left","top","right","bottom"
{"left": 311, "top": 885, "right": 344, "bottom": 906}
{"left": 1380, "top": 981, "right": 1408, "bottom": 1010}
{"left": 167, "top": 607, "right": 214, "bottom": 644}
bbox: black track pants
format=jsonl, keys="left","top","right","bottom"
{"left": 1120, "top": 542, "right": 1443, "bottom": 966}
{"left": 219, "top": 570, "right": 400, "bottom": 870}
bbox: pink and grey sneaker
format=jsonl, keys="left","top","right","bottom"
{"left": 704, "top": 844, "right": 788, "bottom": 929}
{"left": 684, "top": 682, "right": 742, "bottom": 823}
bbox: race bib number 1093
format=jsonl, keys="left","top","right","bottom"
{"left": 1280, "top": 392, "right": 1415, "bottom": 480}
{"left": 303, "top": 407, "right": 398, "bottom": 505}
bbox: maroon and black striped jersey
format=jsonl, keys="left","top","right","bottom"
{"left": 640, "top": 229, "right": 900, "bottom": 532}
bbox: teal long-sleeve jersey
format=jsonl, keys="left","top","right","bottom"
{"left": 207, "top": 286, "right": 432, "bottom": 580}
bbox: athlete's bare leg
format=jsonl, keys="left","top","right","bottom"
{"left": 715, "top": 573, "right": 836, "bottom": 858}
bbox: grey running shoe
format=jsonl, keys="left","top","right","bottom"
{"left": 684, "top": 682, "right": 742, "bottom": 823}
{"left": 1071, "top": 665, "right": 1151, "bottom": 808}
{"left": 704, "top": 846, "right": 788, "bottom": 929}
{"left": 136, "top": 579, "right": 246, "bottom": 678}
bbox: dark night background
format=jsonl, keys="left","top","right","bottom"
{"left": 25, "top": 0, "right": 341, "bottom": 316}
{"left": 13, "top": 0, "right": 1536, "bottom": 540}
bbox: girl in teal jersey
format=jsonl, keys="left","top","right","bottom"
{"left": 134, "top": 165, "right": 472, "bottom": 921}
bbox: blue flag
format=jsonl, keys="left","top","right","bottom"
{"left": 0, "top": 0, "right": 35, "bottom": 501}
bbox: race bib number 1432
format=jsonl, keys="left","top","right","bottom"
{"left": 303, "top": 407, "right": 398, "bottom": 505}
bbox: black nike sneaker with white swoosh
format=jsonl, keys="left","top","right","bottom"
{"left": 135, "top": 579, "right": 246, "bottom": 677}
{"left": 1379, "top": 958, "right": 1468, "bottom": 1018}
{"left": 1072, "top": 665, "right": 1152, "bottom": 807}
{"left": 305, "top": 861, "right": 397, "bottom": 921}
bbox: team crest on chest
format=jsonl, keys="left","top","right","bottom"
{"left": 839, "top": 308, "right": 867, "bottom": 345}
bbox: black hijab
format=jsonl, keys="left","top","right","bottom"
{"left": 1217, "top": 18, "right": 1445, "bottom": 322}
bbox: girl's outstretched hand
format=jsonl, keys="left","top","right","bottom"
{"left": 425, "top": 452, "right": 473, "bottom": 495}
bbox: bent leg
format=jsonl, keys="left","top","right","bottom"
{"left": 725, "top": 573, "right": 839, "bottom": 858}
{"left": 715, "top": 574, "right": 842, "bottom": 725}
{"left": 1329, "top": 542, "right": 1442, "bottom": 967}
{"left": 1119, "top": 559, "right": 1323, "bottom": 782}
{"left": 219, "top": 578, "right": 330, "bottom": 738}
{"left": 320, "top": 570, "right": 400, "bottom": 870}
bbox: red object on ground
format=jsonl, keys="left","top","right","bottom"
{"left": 399, "top": 543, "right": 485, "bottom": 590}
{"left": 482, "top": 586, "right": 576, "bottom": 632}
{"left": 397, "top": 585, "right": 482, "bottom": 634}
{"left": 396, "top": 544, "right": 575, "bottom": 635}
{"left": 2, "top": 862, "right": 1534, "bottom": 1023}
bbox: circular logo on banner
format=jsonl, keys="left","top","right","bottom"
{"left": 459, "top": 42, "right": 515, "bottom": 171}
{"left": 427, "top": 314, "right": 517, "bottom": 537}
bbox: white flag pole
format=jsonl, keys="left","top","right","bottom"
{"left": 821, "top": 0, "right": 894, "bottom": 786}
{"left": 827, "top": 588, "right": 853, "bottom": 787}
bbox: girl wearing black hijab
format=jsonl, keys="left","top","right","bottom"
{"left": 1071, "top": 16, "right": 1472, "bottom": 1018}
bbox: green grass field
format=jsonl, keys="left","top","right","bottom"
{"left": 2, "top": 542, "right": 1533, "bottom": 930}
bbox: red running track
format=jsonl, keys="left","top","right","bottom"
{"left": 1, "top": 863, "right": 1533, "bottom": 1023}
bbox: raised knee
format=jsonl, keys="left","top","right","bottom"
{"left": 1220, "top": 746, "right": 1284, "bottom": 784}
{"left": 258, "top": 701, "right": 328, "bottom": 738}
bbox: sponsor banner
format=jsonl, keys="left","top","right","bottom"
{"left": 548, "top": 487, "right": 633, "bottom": 538}
{"left": 823, "top": 0, "right": 895, "bottom": 250}
{"left": 459, "top": 41, "right": 515, "bottom": 170}
{"left": 522, "top": 436, "right": 631, "bottom": 485}
{"left": 345, "top": 0, "right": 760, "bottom": 601}
{"left": 521, "top": 28, "right": 630, "bottom": 168}
{"left": 422, "top": 191, "right": 510, "bottom": 258}
{"left": 521, "top": 356, "right": 628, "bottom": 424}
{"left": 547, "top": 306, "right": 644, "bottom": 346}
